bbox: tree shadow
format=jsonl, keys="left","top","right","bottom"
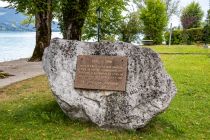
{"left": 8, "top": 100, "right": 97, "bottom": 128}
{"left": 6, "top": 101, "right": 185, "bottom": 137}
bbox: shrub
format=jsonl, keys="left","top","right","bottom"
{"left": 203, "top": 24, "right": 210, "bottom": 44}
{"left": 187, "top": 28, "right": 204, "bottom": 44}
{"left": 165, "top": 28, "right": 204, "bottom": 45}
{"left": 165, "top": 30, "right": 183, "bottom": 45}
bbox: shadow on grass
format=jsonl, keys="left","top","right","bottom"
{"left": 6, "top": 100, "right": 97, "bottom": 128}
{"left": 2, "top": 100, "right": 185, "bottom": 138}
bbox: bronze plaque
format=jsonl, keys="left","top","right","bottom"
{"left": 74, "top": 55, "right": 128, "bottom": 91}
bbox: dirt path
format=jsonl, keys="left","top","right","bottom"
{"left": 0, "top": 58, "right": 45, "bottom": 88}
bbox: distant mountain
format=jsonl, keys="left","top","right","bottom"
{"left": 0, "top": 7, "right": 60, "bottom": 32}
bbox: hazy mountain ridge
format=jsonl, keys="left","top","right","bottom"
{"left": 0, "top": 7, "right": 60, "bottom": 32}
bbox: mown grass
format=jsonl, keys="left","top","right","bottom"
{"left": 146, "top": 45, "right": 210, "bottom": 53}
{"left": 0, "top": 45, "right": 210, "bottom": 139}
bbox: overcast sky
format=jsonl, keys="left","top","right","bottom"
{"left": 0, "top": 0, "right": 209, "bottom": 27}
{"left": 171, "top": 0, "right": 209, "bottom": 27}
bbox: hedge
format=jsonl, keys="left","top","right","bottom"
{"left": 165, "top": 28, "right": 207, "bottom": 45}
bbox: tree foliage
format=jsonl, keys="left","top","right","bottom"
{"left": 203, "top": 10, "right": 210, "bottom": 44}
{"left": 3, "top": 0, "right": 90, "bottom": 60}
{"left": 140, "top": 0, "right": 168, "bottom": 44}
{"left": 165, "top": 28, "right": 204, "bottom": 45}
{"left": 118, "top": 11, "right": 142, "bottom": 43}
{"left": 203, "top": 24, "right": 210, "bottom": 44}
{"left": 207, "top": 9, "right": 210, "bottom": 22}
{"left": 133, "top": 0, "right": 180, "bottom": 19}
{"left": 82, "top": 0, "right": 127, "bottom": 41}
{"left": 181, "top": 1, "right": 204, "bottom": 29}
{"left": 2, "top": 0, "right": 58, "bottom": 16}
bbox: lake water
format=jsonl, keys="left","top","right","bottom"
{"left": 0, "top": 32, "right": 63, "bottom": 62}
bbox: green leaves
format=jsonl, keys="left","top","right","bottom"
{"left": 140, "top": 0, "right": 168, "bottom": 44}
{"left": 2, "top": 0, "right": 58, "bottom": 16}
{"left": 82, "top": 0, "right": 126, "bottom": 41}
{"left": 165, "top": 28, "right": 204, "bottom": 45}
{"left": 118, "top": 11, "right": 142, "bottom": 43}
{"left": 181, "top": 1, "right": 204, "bottom": 29}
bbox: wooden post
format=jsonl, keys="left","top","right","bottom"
{"left": 169, "top": 23, "right": 172, "bottom": 47}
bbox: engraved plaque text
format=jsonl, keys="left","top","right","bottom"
{"left": 74, "top": 55, "right": 128, "bottom": 91}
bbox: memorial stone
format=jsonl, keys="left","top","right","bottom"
{"left": 43, "top": 38, "right": 177, "bottom": 130}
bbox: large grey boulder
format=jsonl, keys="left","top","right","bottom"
{"left": 43, "top": 38, "right": 176, "bottom": 130}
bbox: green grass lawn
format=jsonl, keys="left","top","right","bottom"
{"left": 146, "top": 45, "right": 210, "bottom": 54}
{"left": 0, "top": 45, "right": 210, "bottom": 139}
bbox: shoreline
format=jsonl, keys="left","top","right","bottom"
{"left": 0, "top": 58, "right": 45, "bottom": 88}
{"left": 0, "top": 58, "right": 30, "bottom": 63}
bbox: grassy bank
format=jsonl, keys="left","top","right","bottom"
{"left": 0, "top": 46, "right": 210, "bottom": 139}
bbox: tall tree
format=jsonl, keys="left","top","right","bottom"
{"left": 140, "top": 0, "right": 168, "bottom": 44}
{"left": 59, "top": 0, "right": 90, "bottom": 40}
{"left": 3, "top": 0, "right": 54, "bottom": 61}
{"left": 181, "top": 1, "right": 204, "bottom": 29}
{"left": 30, "top": 0, "right": 53, "bottom": 61}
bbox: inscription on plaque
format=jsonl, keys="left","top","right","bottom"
{"left": 74, "top": 55, "right": 128, "bottom": 91}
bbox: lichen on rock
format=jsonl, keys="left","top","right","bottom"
{"left": 43, "top": 38, "right": 176, "bottom": 130}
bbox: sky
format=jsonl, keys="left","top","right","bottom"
{"left": 0, "top": 0, "right": 209, "bottom": 27}
{"left": 171, "top": 0, "right": 209, "bottom": 27}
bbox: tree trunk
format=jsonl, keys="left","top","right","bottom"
{"left": 122, "top": 35, "right": 131, "bottom": 43}
{"left": 29, "top": 0, "right": 52, "bottom": 61}
{"left": 62, "top": 0, "right": 90, "bottom": 40}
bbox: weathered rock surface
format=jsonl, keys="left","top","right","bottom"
{"left": 43, "top": 38, "right": 176, "bottom": 130}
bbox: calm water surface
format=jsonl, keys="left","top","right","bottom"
{"left": 0, "top": 32, "right": 62, "bottom": 62}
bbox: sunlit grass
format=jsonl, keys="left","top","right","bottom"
{"left": 0, "top": 45, "right": 210, "bottom": 139}
{"left": 146, "top": 45, "right": 210, "bottom": 54}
